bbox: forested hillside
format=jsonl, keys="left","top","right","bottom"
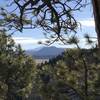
{"left": 35, "top": 48, "right": 100, "bottom": 100}
{"left": 0, "top": 32, "right": 100, "bottom": 100}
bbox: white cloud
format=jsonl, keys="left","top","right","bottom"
{"left": 13, "top": 37, "right": 47, "bottom": 45}
{"left": 12, "top": 36, "right": 97, "bottom": 50}
{"left": 79, "top": 18, "right": 95, "bottom": 27}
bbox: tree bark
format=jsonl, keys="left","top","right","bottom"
{"left": 92, "top": 0, "right": 100, "bottom": 48}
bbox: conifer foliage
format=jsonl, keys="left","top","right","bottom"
{"left": 0, "top": 31, "right": 36, "bottom": 100}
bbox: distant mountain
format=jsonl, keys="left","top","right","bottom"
{"left": 25, "top": 46, "right": 65, "bottom": 59}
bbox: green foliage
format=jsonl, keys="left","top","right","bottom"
{"left": 35, "top": 47, "right": 100, "bottom": 100}
{"left": 0, "top": 31, "right": 36, "bottom": 99}
{"left": 0, "top": 31, "right": 99, "bottom": 100}
{"left": 84, "top": 34, "right": 94, "bottom": 45}
{"left": 67, "top": 36, "right": 79, "bottom": 44}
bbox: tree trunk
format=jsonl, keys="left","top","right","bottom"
{"left": 92, "top": 0, "right": 100, "bottom": 48}
{"left": 6, "top": 83, "right": 13, "bottom": 100}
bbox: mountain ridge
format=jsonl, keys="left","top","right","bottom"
{"left": 25, "top": 46, "right": 65, "bottom": 59}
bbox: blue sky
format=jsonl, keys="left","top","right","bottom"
{"left": 0, "top": 0, "right": 97, "bottom": 50}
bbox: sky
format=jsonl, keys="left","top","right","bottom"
{"left": 0, "top": 0, "right": 97, "bottom": 50}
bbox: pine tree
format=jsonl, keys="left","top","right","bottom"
{"left": 0, "top": 31, "right": 37, "bottom": 100}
